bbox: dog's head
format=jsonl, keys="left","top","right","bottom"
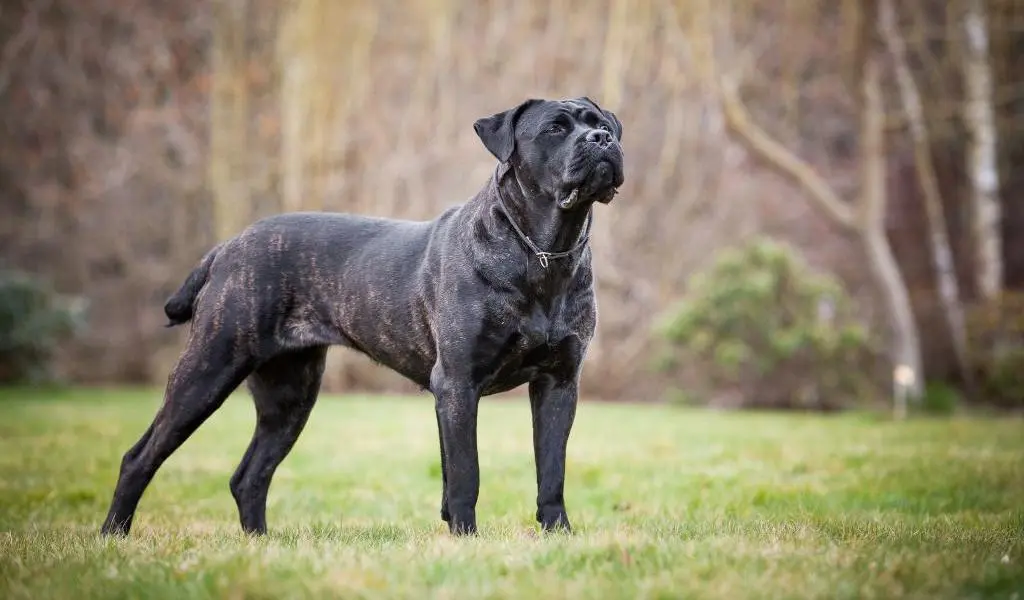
{"left": 474, "top": 97, "right": 625, "bottom": 210}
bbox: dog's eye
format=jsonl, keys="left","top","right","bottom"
{"left": 546, "top": 124, "right": 565, "bottom": 134}
{"left": 598, "top": 124, "right": 611, "bottom": 132}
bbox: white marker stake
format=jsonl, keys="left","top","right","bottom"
{"left": 893, "top": 364, "right": 916, "bottom": 420}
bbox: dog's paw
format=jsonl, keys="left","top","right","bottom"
{"left": 538, "top": 507, "right": 573, "bottom": 534}
{"left": 447, "top": 517, "right": 478, "bottom": 536}
{"left": 100, "top": 516, "right": 132, "bottom": 538}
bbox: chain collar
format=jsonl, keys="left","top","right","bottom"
{"left": 492, "top": 165, "right": 592, "bottom": 268}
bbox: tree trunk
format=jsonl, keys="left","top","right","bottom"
{"left": 704, "top": 0, "right": 924, "bottom": 410}
{"left": 880, "top": 0, "right": 972, "bottom": 391}
{"left": 209, "top": 0, "right": 251, "bottom": 241}
{"left": 961, "top": 0, "right": 1003, "bottom": 299}
{"left": 277, "top": 0, "right": 355, "bottom": 214}
{"left": 277, "top": 0, "right": 312, "bottom": 214}
{"left": 858, "top": 55, "right": 924, "bottom": 403}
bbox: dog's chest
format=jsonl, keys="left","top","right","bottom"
{"left": 476, "top": 299, "right": 581, "bottom": 395}
{"left": 517, "top": 302, "right": 555, "bottom": 347}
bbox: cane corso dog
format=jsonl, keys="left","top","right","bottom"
{"left": 100, "top": 96, "right": 625, "bottom": 537}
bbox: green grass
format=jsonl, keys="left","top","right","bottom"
{"left": 0, "top": 387, "right": 1022, "bottom": 599}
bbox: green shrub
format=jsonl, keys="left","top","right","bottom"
{"left": 919, "top": 381, "right": 961, "bottom": 415}
{"left": 0, "top": 270, "right": 87, "bottom": 385}
{"left": 965, "top": 292, "right": 1024, "bottom": 409}
{"left": 654, "top": 237, "right": 880, "bottom": 411}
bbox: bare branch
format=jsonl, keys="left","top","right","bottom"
{"left": 689, "top": 1, "right": 857, "bottom": 231}
{"left": 717, "top": 75, "right": 857, "bottom": 231}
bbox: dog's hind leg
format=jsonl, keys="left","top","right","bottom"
{"left": 100, "top": 328, "right": 255, "bottom": 537}
{"left": 230, "top": 346, "right": 327, "bottom": 535}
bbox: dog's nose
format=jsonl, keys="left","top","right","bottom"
{"left": 585, "top": 129, "right": 613, "bottom": 147}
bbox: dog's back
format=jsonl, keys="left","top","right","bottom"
{"left": 173, "top": 209, "right": 465, "bottom": 385}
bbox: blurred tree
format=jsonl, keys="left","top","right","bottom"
{"left": 879, "top": 0, "right": 972, "bottom": 392}
{"left": 694, "top": 0, "right": 925, "bottom": 401}
{"left": 2, "top": 0, "right": 1021, "bottom": 401}
{"left": 960, "top": 0, "right": 1002, "bottom": 299}
{"left": 210, "top": 0, "right": 252, "bottom": 240}
{"left": 277, "top": 0, "right": 378, "bottom": 214}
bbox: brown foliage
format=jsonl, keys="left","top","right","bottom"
{"left": 2, "top": 0, "right": 1023, "bottom": 401}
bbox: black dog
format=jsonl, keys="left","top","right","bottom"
{"left": 100, "top": 96, "right": 625, "bottom": 537}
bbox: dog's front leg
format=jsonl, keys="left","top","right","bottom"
{"left": 528, "top": 373, "right": 579, "bottom": 533}
{"left": 431, "top": 366, "right": 480, "bottom": 535}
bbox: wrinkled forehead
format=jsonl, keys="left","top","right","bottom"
{"left": 522, "top": 98, "right": 602, "bottom": 127}
{"left": 560, "top": 98, "right": 598, "bottom": 112}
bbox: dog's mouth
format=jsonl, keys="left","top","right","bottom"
{"left": 558, "top": 160, "right": 622, "bottom": 210}
{"left": 557, "top": 186, "right": 619, "bottom": 209}
{"left": 558, "top": 187, "right": 581, "bottom": 210}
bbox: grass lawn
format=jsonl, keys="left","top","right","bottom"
{"left": 0, "top": 386, "right": 1021, "bottom": 599}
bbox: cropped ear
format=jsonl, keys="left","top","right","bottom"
{"left": 577, "top": 96, "right": 623, "bottom": 141}
{"left": 473, "top": 99, "right": 542, "bottom": 163}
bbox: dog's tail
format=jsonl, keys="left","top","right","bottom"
{"left": 163, "top": 243, "right": 224, "bottom": 327}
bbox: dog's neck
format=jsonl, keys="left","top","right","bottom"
{"left": 491, "top": 163, "right": 592, "bottom": 261}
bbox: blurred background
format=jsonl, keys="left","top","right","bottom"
{"left": 1, "top": 0, "right": 1022, "bottom": 413}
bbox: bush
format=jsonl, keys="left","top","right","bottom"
{"left": 654, "top": 237, "right": 880, "bottom": 411}
{"left": 965, "top": 292, "right": 1024, "bottom": 409}
{"left": 0, "top": 270, "right": 87, "bottom": 385}
{"left": 919, "top": 381, "right": 961, "bottom": 415}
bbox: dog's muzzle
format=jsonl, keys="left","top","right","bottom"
{"left": 592, "top": 162, "right": 620, "bottom": 205}
{"left": 558, "top": 157, "right": 622, "bottom": 210}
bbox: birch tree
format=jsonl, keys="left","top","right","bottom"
{"left": 961, "top": 0, "right": 1002, "bottom": 300}
{"left": 693, "top": 0, "right": 925, "bottom": 403}
{"left": 879, "top": 0, "right": 972, "bottom": 390}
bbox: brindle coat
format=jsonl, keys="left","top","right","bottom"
{"left": 100, "top": 96, "right": 625, "bottom": 537}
